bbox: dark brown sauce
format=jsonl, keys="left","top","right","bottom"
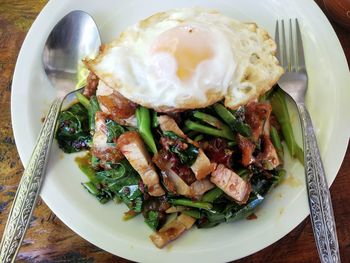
{"left": 247, "top": 213, "right": 258, "bottom": 220}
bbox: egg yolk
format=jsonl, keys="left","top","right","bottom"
{"left": 152, "top": 25, "right": 214, "bottom": 81}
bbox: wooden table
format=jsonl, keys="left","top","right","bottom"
{"left": 0, "top": 1, "right": 349, "bottom": 262}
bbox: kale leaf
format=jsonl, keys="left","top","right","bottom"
{"left": 163, "top": 131, "right": 199, "bottom": 166}
{"left": 106, "top": 119, "right": 125, "bottom": 143}
{"left": 56, "top": 103, "right": 91, "bottom": 153}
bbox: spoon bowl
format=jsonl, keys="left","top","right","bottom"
{"left": 43, "top": 10, "right": 101, "bottom": 96}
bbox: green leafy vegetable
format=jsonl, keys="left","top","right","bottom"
{"left": 76, "top": 160, "right": 98, "bottom": 183}
{"left": 198, "top": 167, "right": 285, "bottom": 228}
{"left": 163, "top": 131, "right": 199, "bottom": 166}
{"left": 56, "top": 103, "right": 91, "bottom": 153}
{"left": 225, "top": 194, "right": 264, "bottom": 222}
{"left": 81, "top": 182, "right": 111, "bottom": 204}
{"left": 144, "top": 210, "right": 160, "bottom": 231}
{"left": 76, "top": 155, "right": 143, "bottom": 211}
{"left": 105, "top": 119, "right": 125, "bottom": 143}
{"left": 91, "top": 155, "right": 100, "bottom": 170}
{"left": 95, "top": 163, "right": 126, "bottom": 181}
{"left": 273, "top": 169, "right": 286, "bottom": 186}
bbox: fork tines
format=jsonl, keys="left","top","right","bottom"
{"left": 275, "top": 19, "right": 305, "bottom": 73}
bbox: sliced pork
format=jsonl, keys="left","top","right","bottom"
{"left": 117, "top": 131, "right": 165, "bottom": 196}
{"left": 210, "top": 164, "right": 251, "bottom": 204}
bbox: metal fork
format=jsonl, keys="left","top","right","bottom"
{"left": 275, "top": 19, "right": 340, "bottom": 263}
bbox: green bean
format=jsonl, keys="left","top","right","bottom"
{"left": 236, "top": 169, "right": 251, "bottom": 180}
{"left": 259, "top": 87, "right": 276, "bottom": 102}
{"left": 213, "top": 103, "right": 252, "bottom": 137}
{"left": 152, "top": 110, "right": 159, "bottom": 128}
{"left": 89, "top": 96, "right": 100, "bottom": 132}
{"left": 270, "top": 126, "right": 284, "bottom": 161}
{"left": 295, "top": 145, "right": 304, "bottom": 164}
{"left": 76, "top": 92, "right": 90, "bottom": 110}
{"left": 193, "top": 111, "right": 225, "bottom": 129}
{"left": 82, "top": 181, "right": 99, "bottom": 195}
{"left": 270, "top": 88, "right": 303, "bottom": 164}
{"left": 136, "top": 106, "right": 158, "bottom": 154}
{"left": 182, "top": 210, "right": 202, "bottom": 219}
{"left": 169, "top": 198, "right": 213, "bottom": 211}
{"left": 185, "top": 120, "right": 234, "bottom": 141}
{"left": 202, "top": 187, "right": 224, "bottom": 203}
{"left": 228, "top": 141, "right": 237, "bottom": 147}
{"left": 77, "top": 163, "right": 98, "bottom": 183}
{"left": 81, "top": 182, "right": 109, "bottom": 204}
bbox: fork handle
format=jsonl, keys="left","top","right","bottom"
{"left": 0, "top": 97, "right": 63, "bottom": 263}
{"left": 297, "top": 103, "right": 341, "bottom": 263}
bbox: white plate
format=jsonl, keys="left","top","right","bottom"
{"left": 11, "top": 0, "right": 350, "bottom": 262}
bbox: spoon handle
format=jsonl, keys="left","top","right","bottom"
{"left": 0, "top": 97, "right": 63, "bottom": 263}
{"left": 297, "top": 103, "right": 340, "bottom": 263}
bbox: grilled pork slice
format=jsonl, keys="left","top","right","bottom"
{"left": 117, "top": 131, "right": 165, "bottom": 196}
{"left": 191, "top": 150, "right": 216, "bottom": 180}
{"left": 83, "top": 71, "right": 99, "bottom": 98}
{"left": 189, "top": 179, "right": 215, "bottom": 198}
{"left": 96, "top": 81, "right": 137, "bottom": 126}
{"left": 153, "top": 153, "right": 214, "bottom": 198}
{"left": 236, "top": 134, "right": 255, "bottom": 167}
{"left": 157, "top": 115, "right": 215, "bottom": 180}
{"left": 153, "top": 153, "right": 191, "bottom": 196}
{"left": 210, "top": 164, "right": 251, "bottom": 204}
{"left": 150, "top": 213, "right": 196, "bottom": 248}
{"left": 257, "top": 134, "right": 280, "bottom": 170}
{"left": 245, "top": 102, "right": 272, "bottom": 142}
{"left": 158, "top": 115, "right": 186, "bottom": 138}
{"left": 92, "top": 111, "right": 124, "bottom": 168}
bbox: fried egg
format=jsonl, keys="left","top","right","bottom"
{"left": 86, "top": 8, "right": 283, "bottom": 111}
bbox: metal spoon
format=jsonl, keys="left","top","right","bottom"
{"left": 0, "top": 11, "right": 101, "bottom": 262}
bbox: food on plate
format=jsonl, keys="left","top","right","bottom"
{"left": 85, "top": 8, "right": 283, "bottom": 111}
{"left": 55, "top": 8, "right": 303, "bottom": 248}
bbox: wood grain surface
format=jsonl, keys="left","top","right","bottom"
{"left": 0, "top": 1, "right": 349, "bottom": 262}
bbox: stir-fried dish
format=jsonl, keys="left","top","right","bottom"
{"left": 55, "top": 8, "right": 303, "bottom": 248}
{"left": 56, "top": 77, "right": 303, "bottom": 248}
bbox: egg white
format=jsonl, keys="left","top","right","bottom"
{"left": 86, "top": 8, "right": 283, "bottom": 111}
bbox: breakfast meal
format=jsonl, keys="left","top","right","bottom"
{"left": 55, "top": 8, "right": 303, "bottom": 248}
